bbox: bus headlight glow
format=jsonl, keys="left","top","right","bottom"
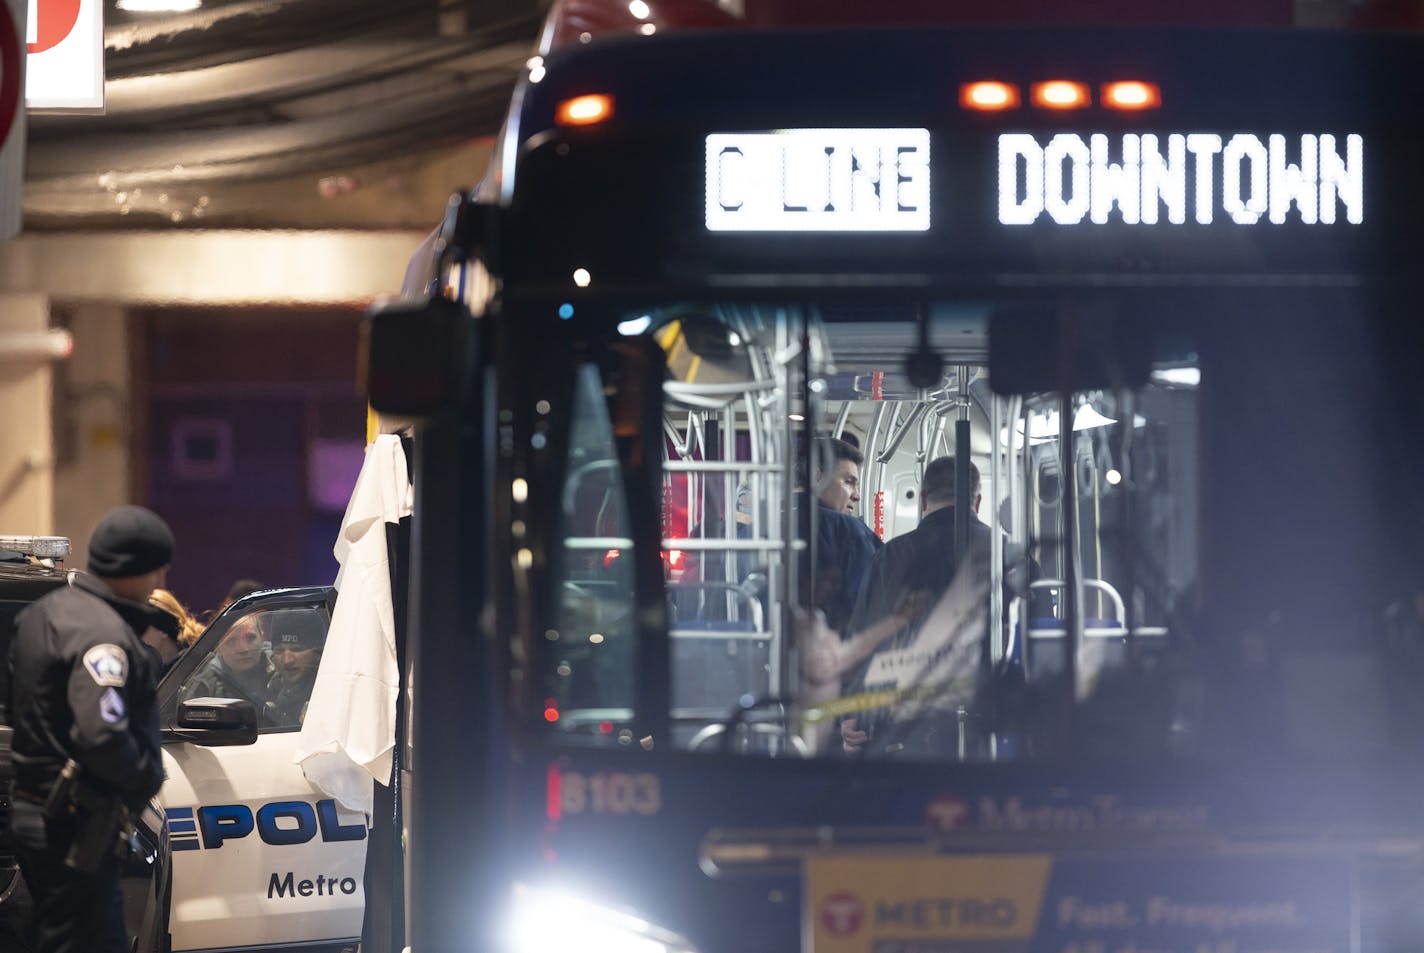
{"left": 506, "top": 884, "right": 699, "bottom": 953}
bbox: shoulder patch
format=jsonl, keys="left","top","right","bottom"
{"left": 100, "top": 687, "right": 127, "bottom": 725}
{"left": 83, "top": 644, "right": 129, "bottom": 687}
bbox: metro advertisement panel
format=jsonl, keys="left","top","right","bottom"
{"left": 806, "top": 854, "right": 1351, "bottom": 953}
{"left": 523, "top": 752, "right": 1387, "bottom": 953}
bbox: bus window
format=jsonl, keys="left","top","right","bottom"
{"left": 530, "top": 299, "right": 1213, "bottom": 762}
{"left": 531, "top": 292, "right": 1424, "bottom": 764}
{"left": 546, "top": 363, "right": 638, "bottom": 739}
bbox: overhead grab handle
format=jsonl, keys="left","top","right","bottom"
{"left": 876, "top": 402, "right": 928, "bottom": 464}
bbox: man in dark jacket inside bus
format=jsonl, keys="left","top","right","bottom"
{"left": 809, "top": 436, "right": 882, "bottom": 636}
{"left": 840, "top": 457, "right": 1041, "bottom": 757}
{"left": 8, "top": 506, "right": 173, "bottom": 953}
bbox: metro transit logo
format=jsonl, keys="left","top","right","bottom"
{"left": 166, "top": 799, "right": 367, "bottom": 851}
{"left": 819, "top": 892, "right": 866, "bottom": 936}
{"left": 921, "top": 791, "right": 1210, "bottom": 834}
{"left": 924, "top": 793, "right": 971, "bottom": 831}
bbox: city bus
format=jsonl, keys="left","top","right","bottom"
{"left": 367, "top": 4, "right": 1424, "bottom": 952}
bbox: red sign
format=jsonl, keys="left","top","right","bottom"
{"left": 818, "top": 891, "right": 866, "bottom": 937}
{"left": 1, "top": 0, "right": 22, "bottom": 239}
{"left": 26, "top": 0, "right": 103, "bottom": 111}
{"left": 924, "top": 792, "right": 972, "bottom": 831}
{"left": 28, "top": 0, "right": 82, "bottom": 55}
{"left": 0, "top": 0, "right": 19, "bottom": 144}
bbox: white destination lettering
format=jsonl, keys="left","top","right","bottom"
{"left": 706, "top": 129, "right": 930, "bottom": 232}
{"left": 999, "top": 132, "right": 1363, "bottom": 226}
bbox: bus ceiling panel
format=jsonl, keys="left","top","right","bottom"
{"left": 818, "top": 319, "right": 989, "bottom": 382}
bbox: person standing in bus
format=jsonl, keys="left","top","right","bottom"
{"left": 809, "top": 437, "right": 881, "bottom": 636}
{"left": 839, "top": 457, "right": 995, "bottom": 756}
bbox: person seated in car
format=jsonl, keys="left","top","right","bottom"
{"left": 184, "top": 614, "right": 275, "bottom": 709}
{"left": 265, "top": 613, "right": 326, "bottom": 727}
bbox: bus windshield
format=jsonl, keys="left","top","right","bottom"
{"left": 381, "top": 20, "right": 1424, "bottom": 953}
{"left": 523, "top": 287, "right": 1420, "bottom": 764}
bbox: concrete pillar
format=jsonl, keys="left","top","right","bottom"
{"left": 51, "top": 304, "right": 132, "bottom": 572}
{"left": 0, "top": 293, "right": 55, "bottom": 536}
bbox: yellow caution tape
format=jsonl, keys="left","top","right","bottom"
{"left": 800, "top": 680, "right": 967, "bottom": 726}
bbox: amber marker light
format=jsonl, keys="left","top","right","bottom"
{"left": 555, "top": 94, "right": 615, "bottom": 126}
{"left": 1102, "top": 81, "right": 1162, "bottom": 110}
{"left": 960, "top": 81, "right": 1021, "bottom": 111}
{"left": 1031, "top": 80, "right": 1090, "bottom": 110}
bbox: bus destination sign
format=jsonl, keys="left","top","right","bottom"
{"left": 705, "top": 129, "right": 931, "bottom": 233}
{"left": 1000, "top": 132, "right": 1364, "bottom": 227}
{"left": 702, "top": 129, "right": 1364, "bottom": 236}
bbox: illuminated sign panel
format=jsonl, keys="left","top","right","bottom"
{"left": 999, "top": 132, "right": 1364, "bottom": 226}
{"left": 705, "top": 129, "right": 931, "bottom": 232}
{"left": 26, "top": 0, "right": 105, "bottom": 111}
{"left": 703, "top": 129, "right": 1363, "bottom": 235}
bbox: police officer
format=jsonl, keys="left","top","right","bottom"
{"left": 8, "top": 506, "right": 173, "bottom": 953}
{"left": 265, "top": 611, "right": 326, "bottom": 726}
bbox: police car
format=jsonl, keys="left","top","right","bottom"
{"left": 156, "top": 585, "right": 363, "bottom": 953}
{"left": 2, "top": 536, "right": 365, "bottom": 953}
{"left": 0, "top": 535, "right": 170, "bottom": 953}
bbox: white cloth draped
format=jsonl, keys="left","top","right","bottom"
{"left": 295, "top": 434, "right": 413, "bottom": 814}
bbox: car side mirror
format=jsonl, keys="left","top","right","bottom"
{"left": 171, "top": 697, "right": 259, "bottom": 747}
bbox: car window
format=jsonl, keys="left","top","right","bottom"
{"left": 172, "top": 605, "right": 329, "bottom": 731}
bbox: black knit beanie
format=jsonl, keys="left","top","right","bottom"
{"left": 87, "top": 505, "right": 175, "bottom": 578}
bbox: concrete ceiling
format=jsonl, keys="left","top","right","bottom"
{"left": 24, "top": 0, "right": 544, "bottom": 231}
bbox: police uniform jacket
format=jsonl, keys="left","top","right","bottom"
{"left": 813, "top": 499, "right": 881, "bottom": 636}
{"left": 9, "top": 573, "right": 165, "bottom": 810}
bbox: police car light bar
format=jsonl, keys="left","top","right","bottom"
{"left": 0, "top": 536, "right": 71, "bottom": 560}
